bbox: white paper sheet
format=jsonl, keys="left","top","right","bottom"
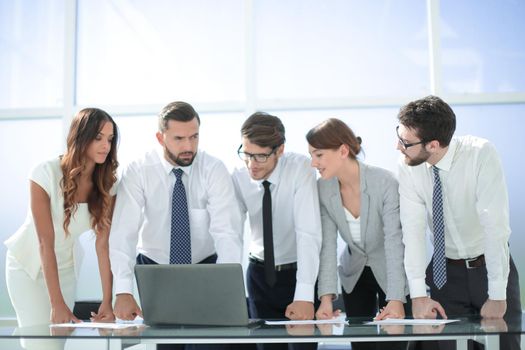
{"left": 50, "top": 322, "right": 143, "bottom": 329}
{"left": 265, "top": 318, "right": 347, "bottom": 326}
{"left": 364, "top": 318, "right": 459, "bottom": 326}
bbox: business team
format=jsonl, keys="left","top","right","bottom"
{"left": 4, "top": 96, "right": 521, "bottom": 350}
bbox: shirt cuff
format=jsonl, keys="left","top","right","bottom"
{"left": 408, "top": 278, "right": 428, "bottom": 298}
{"left": 114, "top": 278, "right": 134, "bottom": 296}
{"left": 488, "top": 280, "right": 508, "bottom": 300}
{"left": 293, "top": 282, "right": 315, "bottom": 302}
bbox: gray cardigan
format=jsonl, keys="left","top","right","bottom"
{"left": 317, "top": 161, "right": 408, "bottom": 302}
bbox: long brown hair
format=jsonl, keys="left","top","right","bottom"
{"left": 60, "top": 108, "right": 119, "bottom": 235}
{"left": 306, "top": 118, "right": 362, "bottom": 159}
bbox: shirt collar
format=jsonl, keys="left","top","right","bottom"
{"left": 426, "top": 138, "right": 458, "bottom": 172}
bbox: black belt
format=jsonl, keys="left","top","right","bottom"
{"left": 249, "top": 256, "right": 297, "bottom": 271}
{"left": 447, "top": 255, "right": 485, "bottom": 269}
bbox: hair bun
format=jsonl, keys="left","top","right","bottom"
{"left": 356, "top": 136, "right": 362, "bottom": 145}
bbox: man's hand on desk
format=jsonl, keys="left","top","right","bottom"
{"left": 285, "top": 300, "right": 314, "bottom": 320}
{"left": 480, "top": 299, "right": 506, "bottom": 319}
{"left": 412, "top": 297, "right": 447, "bottom": 319}
{"left": 114, "top": 293, "right": 143, "bottom": 321}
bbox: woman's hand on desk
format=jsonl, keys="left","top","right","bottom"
{"left": 90, "top": 300, "right": 116, "bottom": 322}
{"left": 374, "top": 300, "right": 405, "bottom": 320}
{"left": 315, "top": 294, "right": 341, "bottom": 320}
{"left": 51, "top": 301, "right": 80, "bottom": 324}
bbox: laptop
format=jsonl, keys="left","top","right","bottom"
{"left": 135, "top": 263, "right": 262, "bottom": 327}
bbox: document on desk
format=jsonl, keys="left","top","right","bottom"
{"left": 364, "top": 318, "right": 459, "bottom": 326}
{"left": 265, "top": 318, "right": 346, "bottom": 326}
{"left": 50, "top": 322, "right": 143, "bottom": 329}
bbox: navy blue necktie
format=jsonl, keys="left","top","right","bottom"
{"left": 170, "top": 168, "right": 191, "bottom": 264}
{"left": 262, "top": 180, "right": 276, "bottom": 287}
{"left": 432, "top": 166, "right": 447, "bottom": 289}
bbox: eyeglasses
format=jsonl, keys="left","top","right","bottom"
{"left": 237, "top": 144, "right": 279, "bottom": 163}
{"left": 396, "top": 126, "right": 426, "bottom": 150}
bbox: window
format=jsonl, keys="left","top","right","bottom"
{"left": 255, "top": 0, "right": 429, "bottom": 100}
{"left": 0, "top": 0, "right": 64, "bottom": 108}
{"left": 77, "top": 0, "right": 245, "bottom": 106}
{"left": 440, "top": 0, "right": 525, "bottom": 93}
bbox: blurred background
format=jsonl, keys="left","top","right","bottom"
{"left": 1, "top": 0, "right": 524, "bottom": 317}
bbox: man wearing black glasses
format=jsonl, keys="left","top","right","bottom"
{"left": 232, "top": 112, "right": 322, "bottom": 350}
{"left": 396, "top": 95, "right": 521, "bottom": 350}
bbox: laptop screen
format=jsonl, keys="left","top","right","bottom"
{"left": 135, "top": 263, "right": 252, "bottom": 326}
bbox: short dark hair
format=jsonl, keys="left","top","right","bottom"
{"left": 158, "top": 101, "right": 200, "bottom": 132}
{"left": 397, "top": 95, "right": 456, "bottom": 147}
{"left": 306, "top": 118, "right": 362, "bottom": 159}
{"left": 241, "top": 112, "right": 285, "bottom": 148}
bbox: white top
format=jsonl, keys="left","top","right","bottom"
{"left": 343, "top": 207, "right": 362, "bottom": 248}
{"left": 4, "top": 158, "right": 91, "bottom": 280}
{"left": 232, "top": 152, "right": 322, "bottom": 302}
{"left": 398, "top": 136, "right": 511, "bottom": 300}
{"left": 110, "top": 149, "right": 243, "bottom": 294}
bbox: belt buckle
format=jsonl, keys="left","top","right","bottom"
{"left": 465, "top": 257, "right": 478, "bottom": 269}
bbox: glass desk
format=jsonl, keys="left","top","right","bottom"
{"left": 1, "top": 314, "right": 523, "bottom": 350}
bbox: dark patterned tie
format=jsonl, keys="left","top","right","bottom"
{"left": 170, "top": 168, "right": 191, "bottom": 264}
{"left": 262, "top": 180, "right": 276, "bottom": 286}
{"left": 432, "top": 166, "right": 447, "bottom": 289}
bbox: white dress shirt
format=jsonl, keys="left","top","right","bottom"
{"left": 110, "top": 149, "right": 242, "bottom": 294}
{"left": 232, "top": 152, "right": 322, "bottom": 302}
{"left": 398, "top": 136, "right": 511, "bottom": 300}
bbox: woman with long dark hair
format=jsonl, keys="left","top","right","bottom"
{"left": 5, "top": 108, "right": 119, "bottom": 330}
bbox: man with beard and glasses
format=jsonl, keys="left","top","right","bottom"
{"left": 109, "top": 102, "right": 242, "bottom": 343}
{"left": 396, "top": 95, "right": 521, "bottom": 350}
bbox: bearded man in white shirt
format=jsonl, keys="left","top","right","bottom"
{"left": 396, "top": 95, "right": 521, "bottom": 350}
{"left": 109, "top": 101, "right": 243, "bottom": 331}
{"left": 232, "top": 112, "right": 322, "bottom": 350}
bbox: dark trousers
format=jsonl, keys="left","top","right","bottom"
{"left": 247, "top": 262, "right": 318, "bottom": 350}
{"left": 342, "top": 266, "right": 411, "bottom": 350}
{"left": 137, "top": 253, "right": 231, "bottom": 350}
{"left": 415, "top": 255, "right": 522, "bottom": 350}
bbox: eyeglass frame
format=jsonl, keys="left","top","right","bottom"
{"left": 237, "top": 144, "right": 281, "bottom": 163}
{"left": 396, "top": 126, "right": 427, "bottom": 150}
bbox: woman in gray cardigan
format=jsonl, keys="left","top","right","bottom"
{"left": 307, "top": 118, "right": 409, "bottom": 349}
